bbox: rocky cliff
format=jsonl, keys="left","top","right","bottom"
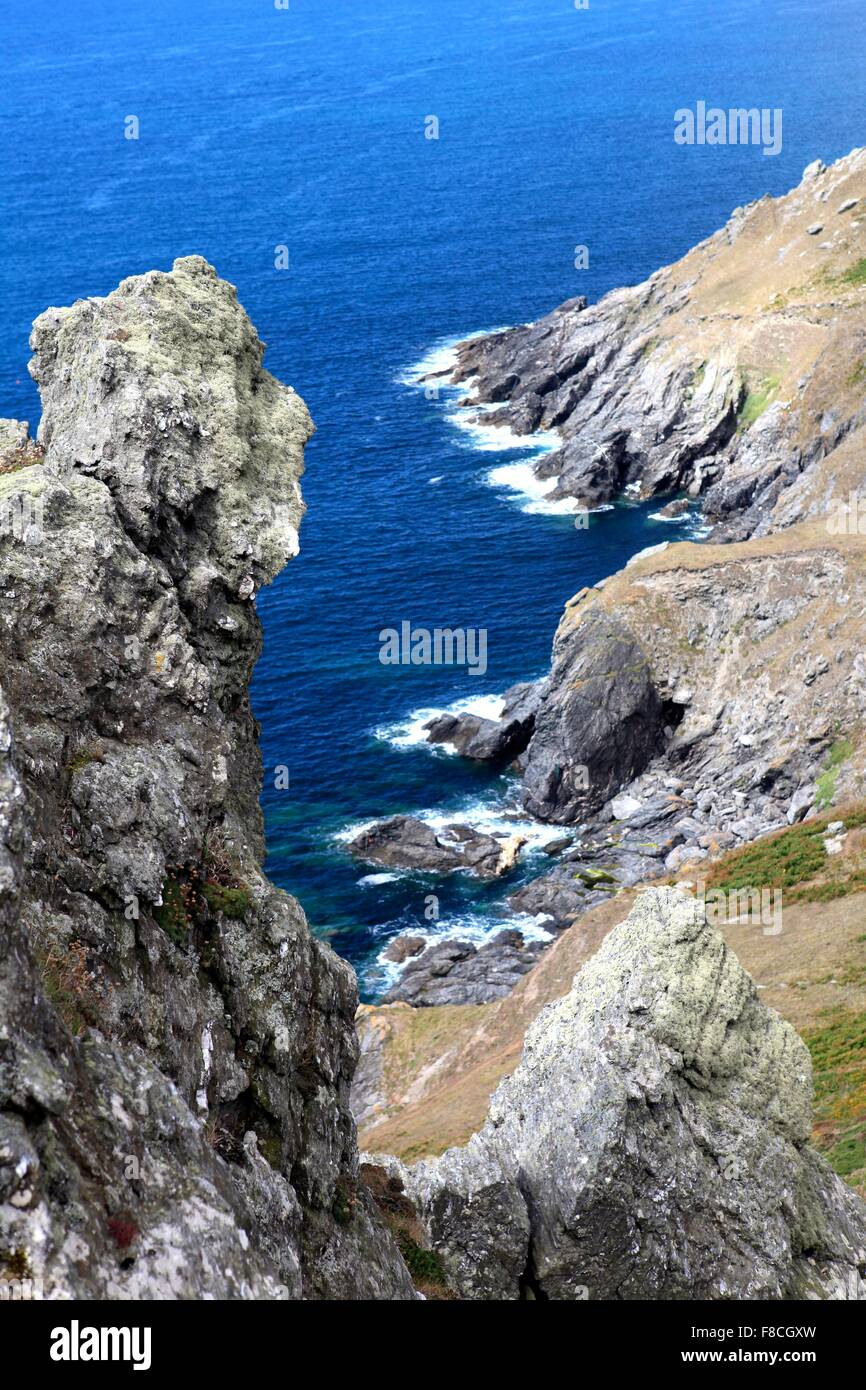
{"left": 438, "top": 149, "right": 866, "bottom": 540}
{"left": 0, "top": 258, "right": 414, "bottom": 1299}
{"left": 375, "top": 889, "right": 866, "bottom": 1300}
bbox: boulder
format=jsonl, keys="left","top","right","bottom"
{"left": 388, "top": 888, "right": 866, "bottom": 1299}
{"left": 424, "top": 681, "right": 541, "bottom": 762}
{"left": 348, "top": 816, "right": 525, "bottom": 879}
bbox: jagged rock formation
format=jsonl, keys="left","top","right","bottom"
{"left": 0, "top": 258, "right": 415, "bottom": 1299}
{"left": 378, "top": 889, "right": 866, "bottom": 1300}
{"left": 519, "top": 523, "right": 866, "bottom": 832}
{"left": 436, "top": 149, "right": 866, "bottom": 539}
{"left": 382, "top": 930, "right": 544, "bottom": 1008}
{"left": 521, "top": 608, "right": 667, "bottom": 823}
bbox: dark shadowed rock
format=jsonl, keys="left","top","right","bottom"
{"left": 424, "top": 681, "right": 541, "bottom": 762}
{"left": 383, "top": 930, "right": 545, "bottom": 1007}
{"left": 348, "top": 815, "right": 526, "bottom": 879}
{"left": 522, "top": 608, "right": 665, "bottom": 823}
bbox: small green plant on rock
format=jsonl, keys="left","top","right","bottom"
{"left": 67, "top": 743, "right": 105, "bottom": 776}
{"left": 736, "top": 373, "right": 781, "bottom": 431}
{"left": 38, "top": 939, "right": 105, "bottom": 1035}
{"left": 154, "top": 875, "right": 199, "bottom": 946}
{"left": 201, "top": 881, "right": 252, "bottom": 920}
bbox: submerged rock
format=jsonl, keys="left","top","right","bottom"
{"left": 386, "top": 888, "right": 866, "bottom": 1299}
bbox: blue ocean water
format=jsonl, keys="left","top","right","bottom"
{"left": 3, "top": 0, "right": 865, "bottom": 995}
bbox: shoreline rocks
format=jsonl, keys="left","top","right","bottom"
{"left": 348, "top": 814, "right": 526, "bottom": 879}
{"left": 383, "top": 929, "right": 546, "bottom": 1007}
{"left": 438, "top": 148, "right": 866, "bottom": 542}
{"left": 424, "top": 681, "right": 541, "bottom": 762}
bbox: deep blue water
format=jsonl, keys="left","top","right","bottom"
{"left": 3, "top": 0, "right": 865, "bottom": 995}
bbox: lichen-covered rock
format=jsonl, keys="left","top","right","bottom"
{"left": 0, "top": 258, "right": 414, "bottom": 1300}
{"left": 390, "top": 888, "right": 866, "bottom": 1300}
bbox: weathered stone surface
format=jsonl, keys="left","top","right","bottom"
{"left": 388, "top": 888, "right": 866, "bottom": 1300}
{"left": 0, "top": 259, "right": 414, "bottom": 1300}
{"left": 424, "top": 681, "right": 541, "bottom": 762}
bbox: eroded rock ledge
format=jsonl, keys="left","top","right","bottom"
{"left": 0, "top": 258, "right": 414, "bottom": 1300}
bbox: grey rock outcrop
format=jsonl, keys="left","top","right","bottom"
{"left": 0, "top": 258, "right": 415, "bottom": 1300}
{"left": 383, "top": 929, "right": 545, "bottom": 1008}
{"left": 522, "top": 608, "right": 667, "bottom": 823}
{"left": 348, "top": 814, "right": 525, "bottom": 879}
{"left": 439, "top": 149, "right": 866, "bottom": 537}
{"left": 386, "top": 888, "right": 866, "bottom": 1300}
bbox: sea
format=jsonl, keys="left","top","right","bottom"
{"left": 3, "top": 0, "right": 865, "bottom": 996}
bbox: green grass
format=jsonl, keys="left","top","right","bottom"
{"left": 839, "top": 257, "right": 866, "bottom": 287}
{"left": 706, "top": 803, "right": 866, "bottom": 903}
{"left": 816, "top": 737, "right": 854, "bottom": 810}
{"left": 736, "top": 373, "right": 781, "bottom": 431}
{"left": 803, "top": 1009, "right": 866, "bottom": 1184}
{"left": 847, "top": 360, "right": 866, "bottom": 388}
{"left": 396, "top": 1231, "right": 449, "bottom": 1287}
{"left": 201, "top": 882, "right": 252, "bottom": 920}
{"left": 154, "top": 879, "right": 191, "bottom": 945}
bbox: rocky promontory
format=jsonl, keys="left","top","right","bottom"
{"left": 435, "top": 149, "right": 866, "bottom": 539}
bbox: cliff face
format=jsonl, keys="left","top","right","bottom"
{"left": 0, "top": 258, "right": 414, "bottom": 1299}
{"left": 521, "top": 523, "right": 866, "bottom": 827}
{"left": 442, "top": 149, "right": 866, "bottom": 539}
{"left": 379, "top": 890, "right": 866, "bottom": 1301}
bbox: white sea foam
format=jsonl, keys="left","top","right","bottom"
{"left": 398, "top": 327, "right": 513, "bottom": 388}
{"left": 417, "top": 795, "right": 566, "bottom": 853}
{"left": 373, "top": 691, "right": 506, "bottom": 752}
{"left": 335, "top": 787, "right": 563, "bottom": 860}
{"left": 448, "top": 407, "right": 560, "bottom": 457}
{"left": 364, "top": 909, "right": 555, "bottom": 992}
{"left": 487, "top": 460, "right": 572, "bottom": 514}
{"left": 626, "top": 540, "right": 670, "bottom": 567}
{"left": 358, "top": 872, "right": 404, "bottom": 886}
